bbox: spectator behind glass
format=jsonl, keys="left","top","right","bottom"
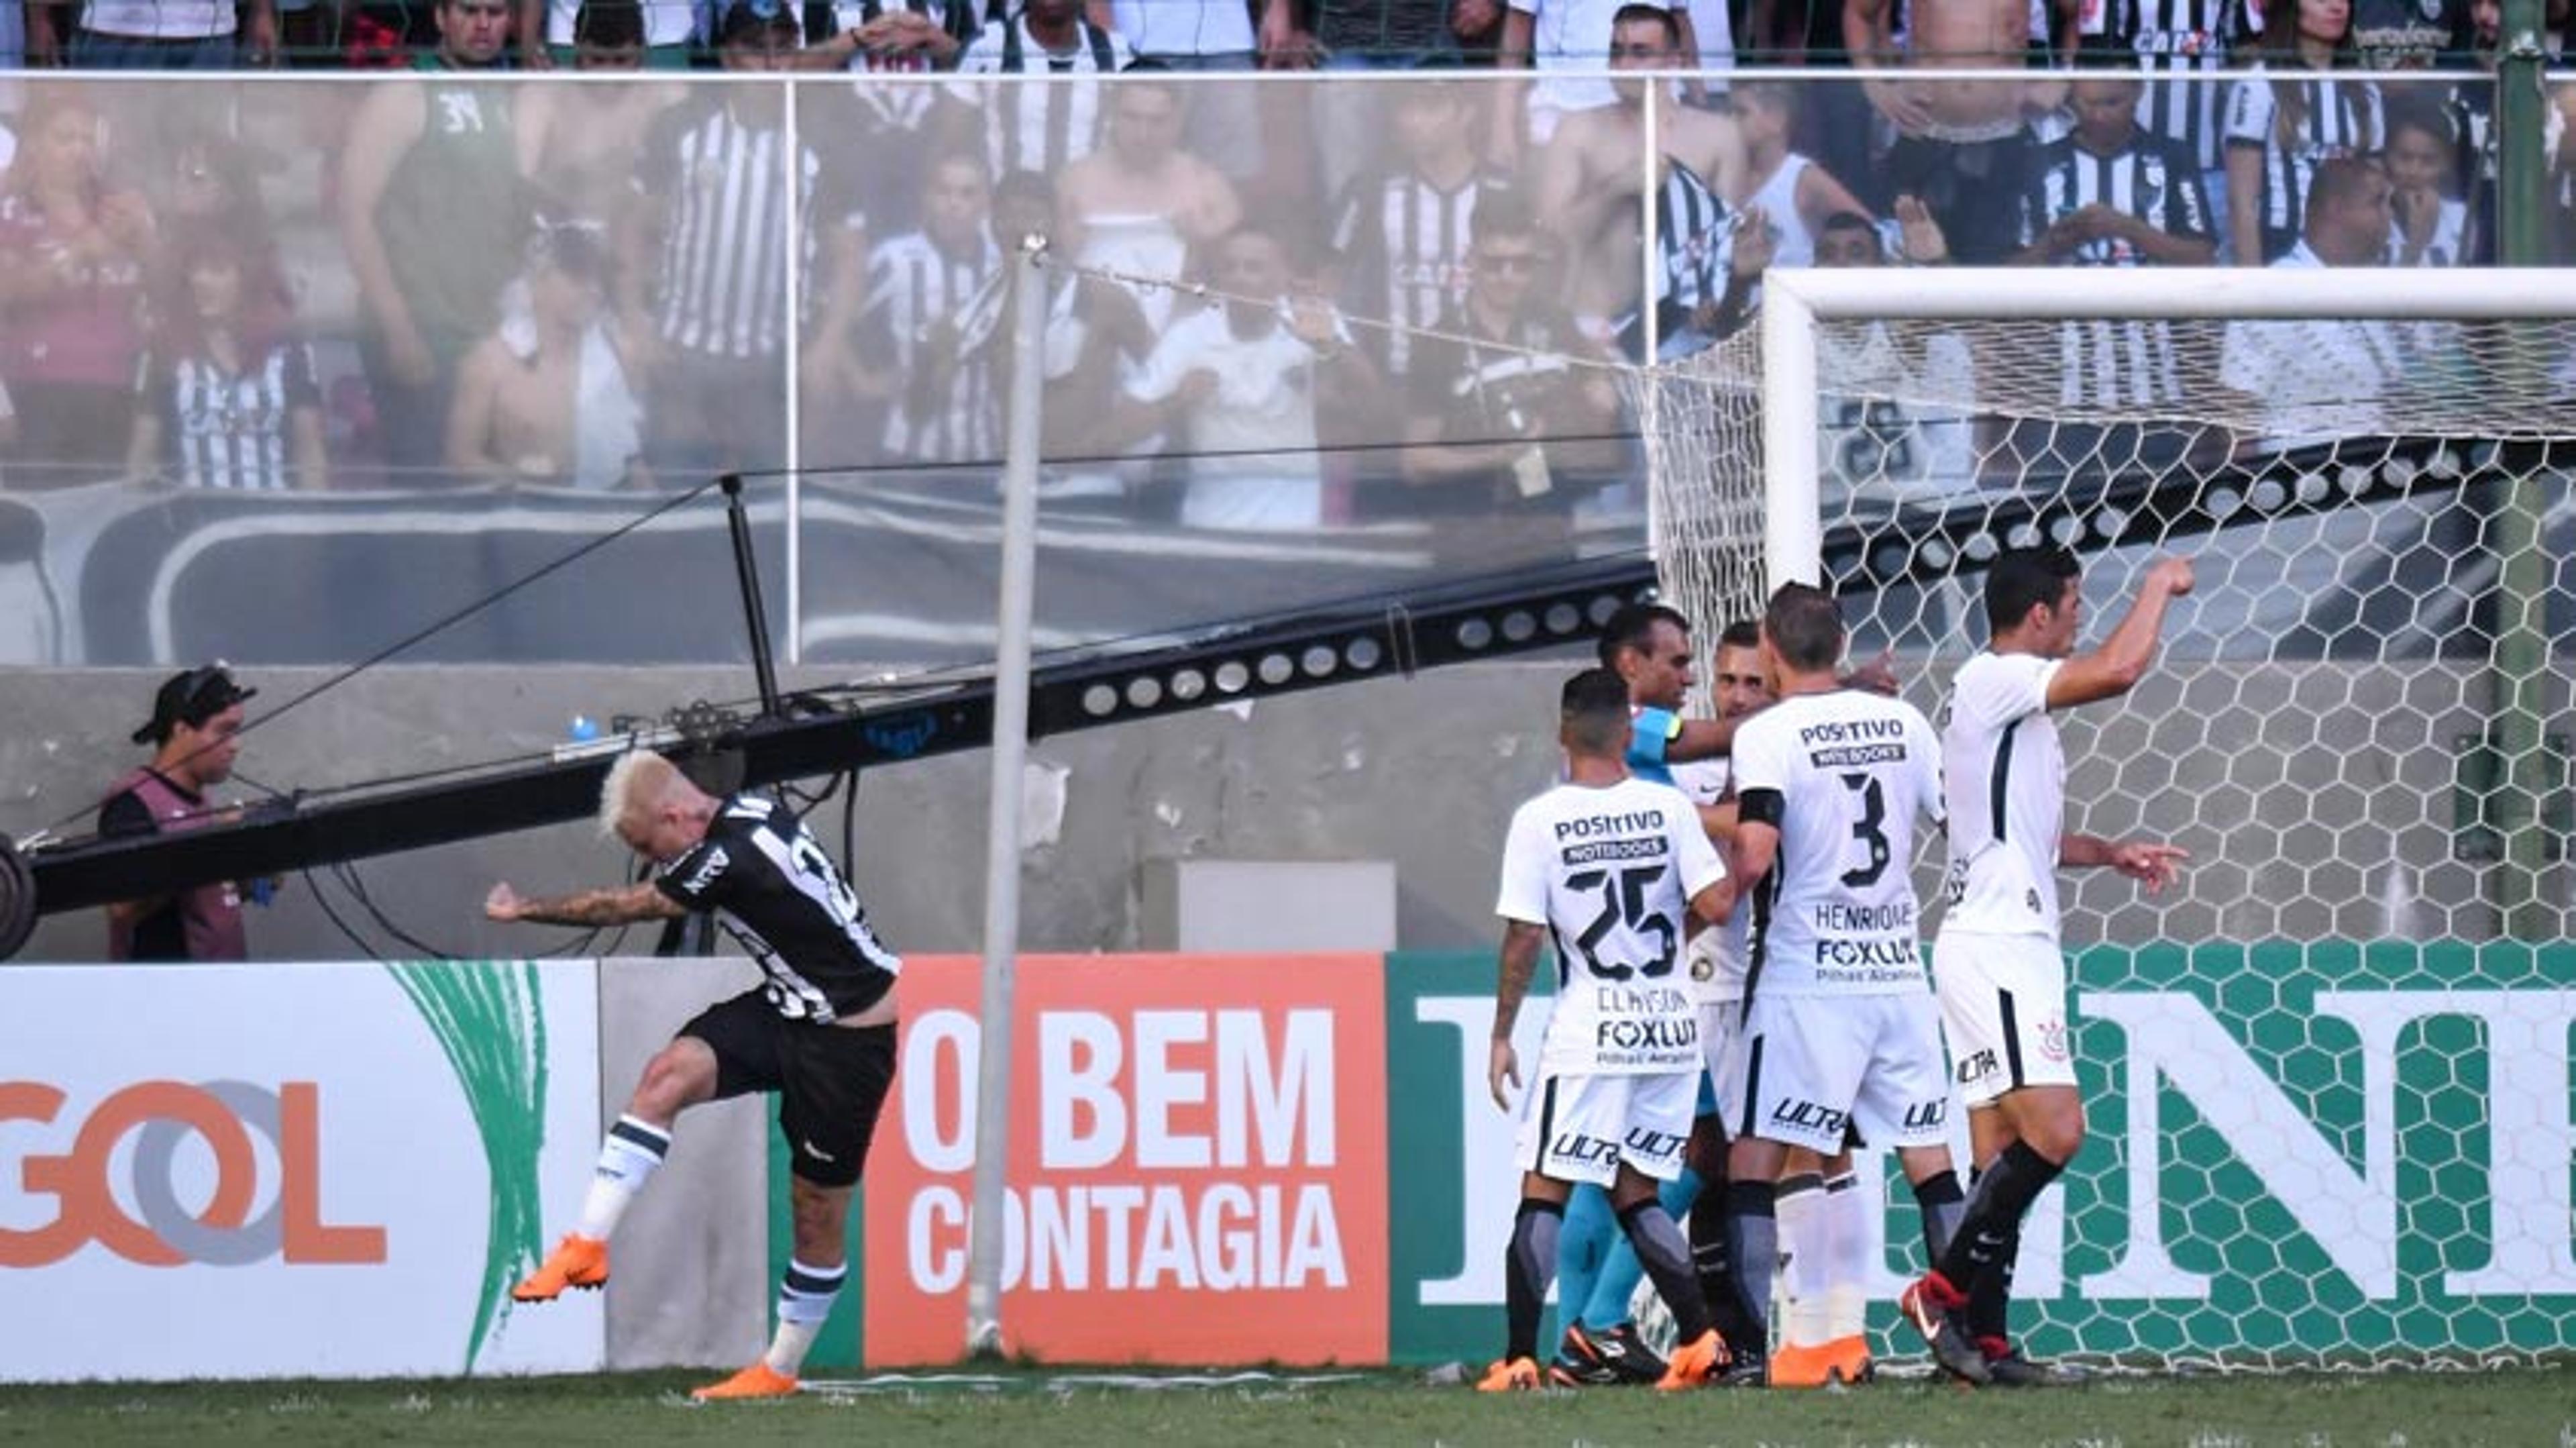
{"left": 520, "top": 0, "right": 694, "bottom": 68}
{"left": 861, "top": 150, "right": 1002, "bottom": 466}
{"left": 945, "top": 0, "right": 1136, "bottom": 181}
{"left": 0, "top": 88, "right": 154, "bottom": 489}
{"left": 1395, "top": 190, "right": 1621, "bottom": 525}
{"left": 1118, "top": 212, "right": 1379, "bottom": 531}
{"left": 1851, "top": 0, "right": 2061, "bottom": 264}
{"left": 2224, "top": 0, "right": 2382, "bottom": 266}
{"left": 337, "top": 0, "right": 537, "bottom": 481}
{"left": 520, "top": 1, "right": 686, "bottom": 235}
{"left": 1731, "top": 79, "right": 1875, "bottom": 268}
{"left": 2220, "top": 155, "right": 2409, "bottom": 454}
{"left": 28, "top": 0, "right": 277, "bottom": 68}
{"left": 2076, "top": 0, "right": 2252, "bottom": 262}
{"left": 447, "top": 224, "right": 645, "bottom": 490}
{"left": 1314, "top": 0, "right": 1467, "bottom": 65}
{"left": 1061, "top": 76, "right": 1242, "bottom": 332}
{"left": 1326, "top": 75, "right": 1517, "bottom": 380}
{"left": 128, "top": 223, "right": 328, "bottom": 491}
{"left": 2384, "top": 99, "right": 2469, "bottom": 266}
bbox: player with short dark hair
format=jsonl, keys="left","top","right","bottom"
{"left": 489, "top": 750, "right": 902, "bottom": 1402}
{"left": 1481, "top": 668, "right": 1736, "bottom": 1392}
{"left": 1725, "top": 582, "right": 1976, "bottom": 1382}
{"left": 1904, "top": 548, "right": 2192, "bottom": 1385}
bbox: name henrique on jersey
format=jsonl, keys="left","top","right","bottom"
{"left": 1939, "top": 651, "right": 2068, "bottom": 939}
{"left": 1732, "top": 690, "right": 1944, "bottom": 996}
{"left": 1497, "top": 776, "right": 1728, "bottom": 1076}
{"left": 656, "top": 793, "right": 904, "bottom": 1023}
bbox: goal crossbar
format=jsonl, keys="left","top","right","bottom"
{"left": 1759, "top": 268, "right": 2576, "bottom": 589}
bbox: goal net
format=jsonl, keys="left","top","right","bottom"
{"left": 1638, "top": 268, "right": 2576, "bottom": 1370}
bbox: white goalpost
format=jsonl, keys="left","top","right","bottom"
{"left": 1639, "top": 266, "right": 2576, "bottom": 1369}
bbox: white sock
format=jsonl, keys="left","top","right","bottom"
{"left": 1822, "top": 1171, "right": 1871, "bottom": 1341}
{"left": 1774, "top": 1174, "right": 1829, "bottom": 1350}
{"left": 764, "top": 1258, "right": 846, "bottom": 1377}
{"left": 576, "top": 1115, "right": 670, "bottom": 1241}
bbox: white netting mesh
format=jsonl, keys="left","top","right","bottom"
{"left": 1639, "top": 298, "right": 2576, "bottom": 1368}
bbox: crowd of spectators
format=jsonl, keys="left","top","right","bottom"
{"left": 0, "top": 0, "right": 2559, "bottom": 518}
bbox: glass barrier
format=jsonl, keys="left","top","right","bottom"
{"left": 0, "top": 68, "right": 2527, "bottom": 668}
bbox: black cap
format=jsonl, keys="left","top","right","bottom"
{"left": 133, "top": 663, "right": 256, "bottom": 745}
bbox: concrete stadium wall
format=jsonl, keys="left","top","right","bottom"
{"left": 0, "top": 659, "right": 2549, "bottom": 965}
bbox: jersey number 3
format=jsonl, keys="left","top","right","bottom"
{"left": 1565, "top": 865, "right": 1676, "bottom": 980}
{"left": 1839, "top": 773, "right": 1892, "bottom": 888}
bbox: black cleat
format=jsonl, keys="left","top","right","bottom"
{"left": 1898, "top": 1275, "right": 1992, "bottom": 1386}
{"left": 1547, "top": 1325, "right": 1625, "bottom": 1388}
{"left": 1980, "top": 1341, "right": 2070, "bottom": 1387}
{"left": 1590, "top": 1322, "right": 1668, "bottom": 1385}
{"left": 1711, "top": 1349, "right": 1768, "bottom": 1387}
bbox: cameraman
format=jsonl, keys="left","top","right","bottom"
{"left": 97, "top": 663, "right": 268, "bottom": 962}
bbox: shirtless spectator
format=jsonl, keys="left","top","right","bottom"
{"left": 337, "top": 0, "right": 535, "bottom": 476}
{"left": 1536, "top": 3, "right": 1748, "bottom": 341}
{"left": 1061, "top": 78, "right": 1242, "bottom": 331}
{"left": 1849, "top": 0, "right": 2062, "bottom": 263}
{"left": 1328, "top": 76, "right": 1518, "bottom": 382}
{"left": 1497, "top": 0, "right": 1718, "bottom": 166}
{"left": 1730, "top": 79, "right": 1874, "bottom": 268}
{"left": 521, "top": 3, "right": 688, "bottom": 232}
{"left": 446, "top": 225, "right": 645, "bottom": 490}
{"left": 1395, "top": 192, "right": 1621, "bottom": 526}
{"left": 518, "top": 0, "right": 694, "bottom": 66}
{"left": 1118, "top": 214, "right": 1379, "bottom": 531}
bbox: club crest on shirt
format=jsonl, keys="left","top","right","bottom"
{"left": 2038, "top": 1019, "right": 2072, "bottom": 1062}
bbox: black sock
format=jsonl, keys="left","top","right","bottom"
{"left": 1968, "top": 1219, "right": 2021, "bottom": 1343}
{"left": 1617, "top": 1199, "right": 1712, "bottom": 1343}
{"left": 1504, "top": 1198, "right": 1564, "bottom": 1363}
{"left": 1721, "top": 1178, "right": 1776, "bottom": 1357}
{"left": 1690, "top": 1163, "right": 1758, "bottom": 1350}
{"left": 1911, "top": 1169, "right": 1965, "bottom": 1272}
{"left": 1937, "top": 1141, "right": 2062, "bottom": 1294}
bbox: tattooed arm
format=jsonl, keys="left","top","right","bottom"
{"left": 485, "top": 880, "right": 688, "bottom": 927}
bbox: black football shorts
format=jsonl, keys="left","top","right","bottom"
{"left": 680, "top": 988, "right": 896, "bottom": 1188}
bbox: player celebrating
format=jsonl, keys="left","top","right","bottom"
{"left": 1481, "top": 668, "right": 1737, "bottom": 1393}
{"left": 1721, "top": 584, "right": 1977, "bottom": 1384}
{"left": 487, "top": 750, "right": 902, "bottom": 1402}
{"left": 1902, "top": 548, "right": 2192, "bottom": 1385}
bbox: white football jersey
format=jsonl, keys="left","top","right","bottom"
{"left": 1731, "top": 689, "right": 1945, "bottom": 996}
{"left": 1670, "top": 757, "right": 1749, "bottom": 1006}
{"left": 1939, "top": 650, "right": 2068, "bottom": 939}
{"left": 1497, "top": 775, "right": 1728, "bottom": 1076}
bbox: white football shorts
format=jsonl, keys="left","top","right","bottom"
{"left": 1700, "top": 998, "right": 1746, "bottom": 1129}
{"left": 1512, "top": 1068, "right": 1698, "bottom": 1188}
{"left": 1731, "top": 990, "right": 1953, "bottom": 1153}
{"left": 1932, "top": 929, "right": 2078, "bottom": 1107}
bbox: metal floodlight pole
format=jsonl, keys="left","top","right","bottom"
{"left": 965, "top": 234, "right": 1049, "bottom": 1357}
{"left": 719, "top": 473, "right": 782, "bottom": 719}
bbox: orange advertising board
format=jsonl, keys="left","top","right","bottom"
{"left": 862, "top": 954, "right": 1389, "bottom": 1365}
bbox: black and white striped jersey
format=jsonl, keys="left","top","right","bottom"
{"left": 1618, "top": 157, "right": 1738, "bottom": 363}
{"left": 639, "top": 100, "right": 826, "bottom": 361}
{"left": 2017, "top": 130, "right": 2208, "bottom": 407}
{"left": 865, "top": 227, "right": 1004, "bottom": 462}
{"left": 139, "top": 340, "right": 319, "bottom": 490}
{"left": 2223, "top": 71, "right": 2384, "bottom": 264}
{"left": 1328, "top": 167, "right": 1513, "bottom": 377}
{"left": 656, "top": 792, "right": 903, "bottom": 1023}
{"left": 951, "top": 13, "right": 1131, "bottom": 179}
{"left": 2078, "top": 0, "right": 2249, "bottom": 172}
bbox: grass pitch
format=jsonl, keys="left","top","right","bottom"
{"left": 2, "top": 1363, "right": 2569, "bottom": 1447}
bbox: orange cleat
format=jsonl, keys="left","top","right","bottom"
{"left": 1654, "top": 1329, "right": 1729, "bottom": 1391}
{"left": 1475, "top": 1356, "right": 1542, "bottom": 1392}
{"left": 691, "top": 1361, "right": 800, "bottom": 1401}
{"left": 1823, "top": 1333, "right": 1875, "bottom": 1386}
{"left": 1767, "top": 1341, "right": 1834, "bottom": 1389}
{"left": 511, "top": 1233, "right": 608, "bottom": 1302}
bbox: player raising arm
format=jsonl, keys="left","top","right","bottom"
{"left": 487, "top": 750, "right": 902, "bottom": 1402}
{"left": 1906, "top": 548, "right": 2192, "bottom": 1384}
{"left": 1480, "top": 668, "right": 1735, "bottom": 1393}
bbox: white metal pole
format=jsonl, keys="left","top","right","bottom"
{"left": 1761, "top": 277, "right": 1821, "bottom": 590}
{"left": 1640, "top": 85, "right": 1661, "bottom": 368}
{"left": 783, "top": 83, "right": 804, "bottom": 666}
{"left": 965, "top": 236, "right": 1049, "bottom": 1356}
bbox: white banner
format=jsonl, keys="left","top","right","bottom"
{"left": 0, "top": 961, "right": 604, "bottom": 1381}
